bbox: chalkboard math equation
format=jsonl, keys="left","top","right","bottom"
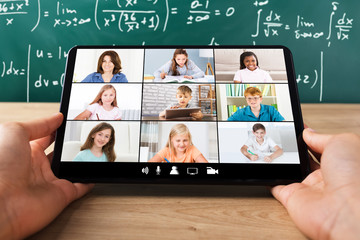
{"left": 0, "top": 0, "right": 357, "bottom": 103}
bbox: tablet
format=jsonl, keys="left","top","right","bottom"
{"left": 165, "top": 107, "right": 201, "bottom": 119}
{"left": 52, "top": 45, "right": 310, "bottom": 184}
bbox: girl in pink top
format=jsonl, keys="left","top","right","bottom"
{"left": 148, "top": 123, "right": 208, "bottom": 163}
{"left": 233, "top": 51, "right": 273, "bottom": 83}
{"left": 74, "top": 84, "right": 122, "bottom": 120}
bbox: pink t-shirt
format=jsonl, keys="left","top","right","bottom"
{"left": 156, "top": 145, "right": 202, "bottom": 163}
{"left": 233, "top": 67, "right": 273, "bottom": 83}
{"left": 86, "top": 103, "right": 122, "bottom": 120}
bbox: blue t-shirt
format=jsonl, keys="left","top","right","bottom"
{"left": 73, "top": 149, "right": 109, "bottom": 162}
{"left": 81, "top": 72, "right": 128, "bottom": 83}
{"left": 227, "top": 104, "right": 285, "bottom": 121}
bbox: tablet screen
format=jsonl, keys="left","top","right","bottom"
{"left": 52, "top": 46, "right": 309, "bottom": 184}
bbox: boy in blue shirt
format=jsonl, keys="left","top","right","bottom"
{"left": 227, "top": 86, "right": 284, "bottom": 121}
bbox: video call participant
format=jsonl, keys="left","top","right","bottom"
{"left": 233, "top": 51, "right": 273, "bottom": 83}
{"left": 227, "top": 87, "right": 284, "bottom": 121}
{"left": 154, "top": 49, "right": 205, "bottom": 80}
{"left": 74, "top": 84, "right": 122, "bottom": 121}
{"left": 81, "top": 50, "right": 128, "bottom": 83}
{"left": 159, "top": 85, "right": 203, "bottom": 120}
{"left": 148, "top": 123, "right": 208, "bottom": 163}
{"left": 73, "top": 122, "right": 116, "bottom": 162}
{"left": 240, "top": 123, "right": 283, "bottom": 163}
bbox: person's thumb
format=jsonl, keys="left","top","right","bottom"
{"left": 303, "top": 128, "right": 333, "bottom": 155}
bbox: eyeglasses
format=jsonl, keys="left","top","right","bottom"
{"left": 246, "top": 96, "right": 261, "bottom": 101}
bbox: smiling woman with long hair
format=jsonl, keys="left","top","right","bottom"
{"left": 81, "top": 50, "right": 128, "bottom": 83}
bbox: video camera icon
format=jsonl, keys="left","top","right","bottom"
{"left": 206, "top": 167, "right": 219, "bottom": 175}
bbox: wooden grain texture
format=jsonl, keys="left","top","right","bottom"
{"left": 28, "top": 185, "right": 305, "bottom": 240}
{"left": 0, "top": 103, "right": 358, "bottom": 239}
{"left": 0, "top": 102, "right": 60, "bottom": 123}
{"left": 301, "top": 104, "right": 360, "bottom": 135}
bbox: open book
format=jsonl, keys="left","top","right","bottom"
{"left": 162, "top": 75, "right": 198, "bottom": 83}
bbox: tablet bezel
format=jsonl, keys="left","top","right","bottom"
{"left": 52, "top": 45, "right": 310, "bottom": 185}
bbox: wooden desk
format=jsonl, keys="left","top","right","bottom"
{"left": 0, "top": 103, "right": 359, "bottom": 240}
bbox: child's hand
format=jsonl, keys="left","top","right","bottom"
{"left": 184, "top": 75, "right": 193, "bottom": 79}
{"left": 160, "top": 72, "right": 167, "bottom": 79}
{"left": 190, "top": 111, "right": 203, "bottom": 120}
{"left": 249, "top": 154, "right": 258, "bottom": 161}
{"left": 264, "top": 156, "right": 272, "bottom": 162}
{"left": 170, "top": 105, "right": 181, "bottom": 109}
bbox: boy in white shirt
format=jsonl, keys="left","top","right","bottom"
{"left": 241, "top": 123, "right": 283, "bottom": 162}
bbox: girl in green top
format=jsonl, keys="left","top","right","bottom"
{"left": 74, "top": 122, "right": 116, "bottom": 162}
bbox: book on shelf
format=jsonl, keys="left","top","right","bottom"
{"left": 227, "top": 104, "right": 246, "bottom": 118}
{"left": 271, "top": 103, "right": 278, "bottom": 110}
{"left": 226, "top": 84, "right": 274, "bottom": 97}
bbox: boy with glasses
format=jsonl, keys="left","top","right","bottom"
{"left": 227, "top": 86, "right": 284, "bottom": 121}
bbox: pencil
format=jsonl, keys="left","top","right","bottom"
{"left": 247, "top": 149, "right": 255, "bottom": 155}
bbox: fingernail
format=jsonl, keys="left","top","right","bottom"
{"left": 306, "top": 128, "right": 316, "bottom": 132}
{"left": 52, "top": 112, "right": 64, "bottom": 119}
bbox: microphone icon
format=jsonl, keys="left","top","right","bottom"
{"left": 156, "top": 166, "right": 161, "bottom": 175}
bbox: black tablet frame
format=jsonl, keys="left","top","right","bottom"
{"left": 51, "top": 45, "right": 310, "bottom": 185}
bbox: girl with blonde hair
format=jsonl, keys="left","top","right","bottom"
{"left": 149, "top": 123, "right": 208, "bottom": 163}
{"left": 74, "top": 84, "right": 122, "bottom": 120}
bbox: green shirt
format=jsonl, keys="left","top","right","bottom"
{"left": 73, "top": 149, "right": 109, "bottom": 162}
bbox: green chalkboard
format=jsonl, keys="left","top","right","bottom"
{"left": 0, "top": 0, "right": 358, "bottom": 102}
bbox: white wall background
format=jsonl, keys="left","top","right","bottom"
{"left": 73, "top": 49, "right": 144, "bottom": 82}
{"left": 275, "top": 84, "right": 293, "bottom": 121}
{"left": 218, "top": 122, "right": 298, "bottom": 162}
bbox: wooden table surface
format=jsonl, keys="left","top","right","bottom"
{"left": 0, "top": 103, "right": 359, "bottom": 240}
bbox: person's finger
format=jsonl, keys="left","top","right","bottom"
{"left": 303, "top": 128, "right": 333, "bottom": 155}
{"left": 309, "top": 153, "right": 321, "bottom": 171}
{"left": 47, "top": 152, "right": 54, "bottom": 163}
{"left": 31, "top": 131, "right": 56, "bottom": 151}
{"left": 19, "top": 113, "right": 63, "bottom": 142}
{"left": 271, "top": 183, "right": 306, "bottom": 208}
{"left": 73, "top": 183, "right": 95, "bottom": 199}
{"left": 53, "top": 179, "right": 95, "bottom": 204}
{"left": 302, "top": 169, "right": 323, "bottom": 187}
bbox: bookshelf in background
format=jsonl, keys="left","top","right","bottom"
{"left": 198, "top": 84, "right": 216, "bottom": 116}
{"left": 225, "top": 84, "right": 278, "bottom": 118}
